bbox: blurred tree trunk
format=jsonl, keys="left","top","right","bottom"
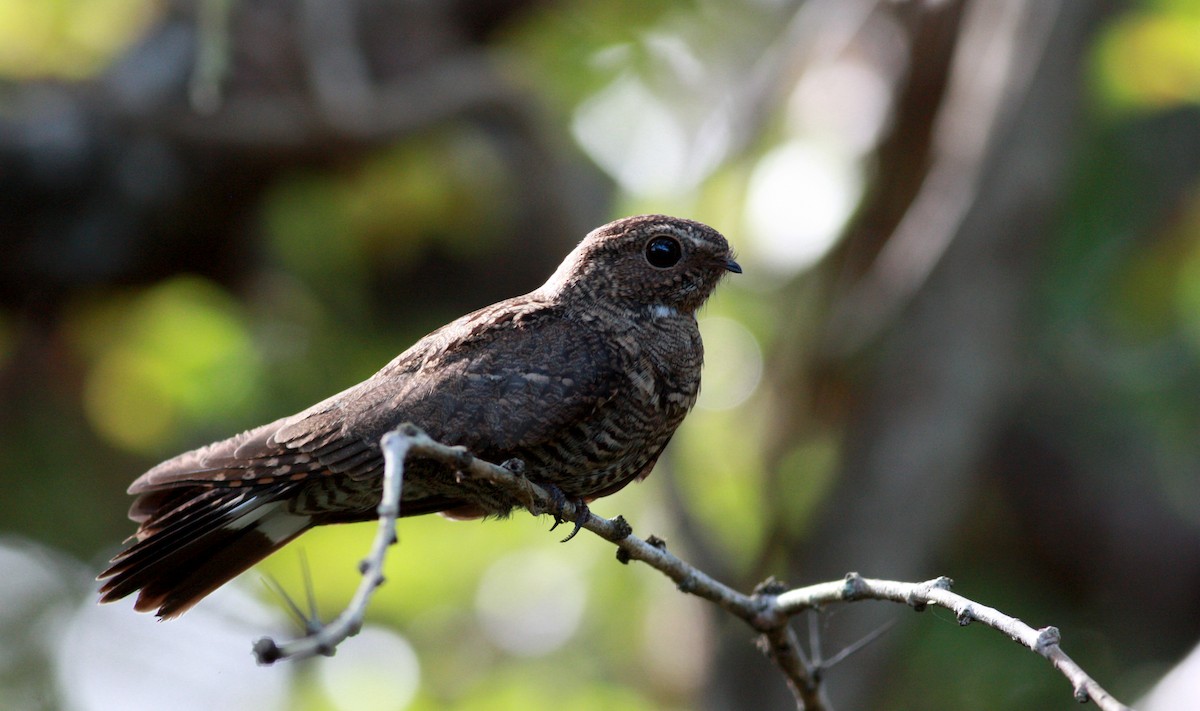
{"left": 708, "top": 1, "right": 1120, "bottom": 708}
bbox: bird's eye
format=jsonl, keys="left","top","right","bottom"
{"left": 645, "top": 236, "right": 683, "bottom": 269}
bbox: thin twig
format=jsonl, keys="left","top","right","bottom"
{"left": 821, "top": 619, "right": 896, "bottom": 670}
{"left": 760, "top": 623, "right": 827, "bottom": 710}
{"left": 772, "top": 574, "right": 1133, "bottom": 711}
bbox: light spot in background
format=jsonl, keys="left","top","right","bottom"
{"left": 83, "top": 346, "right": 177, "bottom": 452}
{"left": 639, "top": 589, "right": 713, "bottom": 696}
{"left": 1138, "top": 640, "right": 1200, "bottom": 711}
{"left": 56, "top": 577, "right": 290, "bottom": 711}
{"left": 0, "top": 537, "right": 79, "bottom": 709}
{"left": 790, "top": 59, "right": 893, "bottom": 154}
{"left": 571, "top": 29, "right": 735, "bottom": 199}
{"left": 572, "top": 73, "right": 690, "bottom": 197}
{"left": 696, "top": 316, "right": 763, "bottom": 411}
{"left": 743, "top": 139, "right": 863, "bottom": 275}
{"left": 318, "top": 626, "right": 421, "bottom": 711}
{"left": 474, "top": 549, "right": 586, "bottom": 656}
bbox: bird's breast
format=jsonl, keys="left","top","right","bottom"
{"left": 624, "top": 311, "right": 704, "bottom": 411}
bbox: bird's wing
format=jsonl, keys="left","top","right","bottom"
{"left": 125, "top": 303, "right": 622, "bottom": 496}
{"left": 123, "top": 384, "right": 381, "bottom": 495}
{"left": 362, "top": 307, "right": 623, "bottom": 459}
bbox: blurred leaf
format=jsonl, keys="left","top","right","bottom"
{"left": 0, "top": 0, "right": 159, "bottom": 79}
{"left": 263, "top": 127, "right": 516, "bottom": 315}
{"left": 68, "top": 276, "right": 263, "bottom": 454}
{"left": 773, "top": 436, "right": 839, "bottom": 539}
{"left": 674, "top": 406, "right": 767, "bottom": 569}
{"left": 1094, "top": 9, "right": 1200, "bottom": 112}
{"left": 1171, "top": 190, "right": 1200, "bottom": 350}
{"left": 498, "top": 0, "right": 677, "bottom": 115}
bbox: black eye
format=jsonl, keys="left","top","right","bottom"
{"left": 645, "top": 236, "right": 682, "bottom": 268}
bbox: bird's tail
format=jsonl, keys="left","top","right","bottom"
{"left": 98, "top": 485, "right": 311, "bottom": 618}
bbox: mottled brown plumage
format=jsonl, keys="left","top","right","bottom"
{"left": 98, "top": 214, "right": 739, "bottom": 617}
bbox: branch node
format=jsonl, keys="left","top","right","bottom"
{"left": 451, "top": 447, "right": 474, "bottom": 469}
{"left": 909, "top": 576, "right": 953, "bottom": 611}
{"left": 610, "top": 519, "right": 637, "bottom": 564}
{"left": 508, "top": 463, "right": 540, "bottom": 513}
{"left": 609, "top": 514, "right": 633, "bottom": 541}
{"left": 1034, "top": 626, "right": 1061, "bottom": 654}
{"left": 956, "top": 604, "right": 975, "bottom": 626}
{"left": 252, "top": 637, "right": 282, "bottom": 666}
{"left": 397, "top": 422, "right": 422, "bottom": 438}
{"left": 749, "top": 577, "right": 789, "bottom": 630}
{"left": 841, "top": 572, "right": 867, "bottom": 600}
{"left": 754, "top": 576, "right": 789, "bottom": 596}
{"left": 645, "top": 534, "right": 668, "bottom": 551}
{"left": 677, "top": 574, "right": 699, "bottom": 594}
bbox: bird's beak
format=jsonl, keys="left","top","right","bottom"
{"left": 725, "top": 258, "right": 742, "bottom": 274}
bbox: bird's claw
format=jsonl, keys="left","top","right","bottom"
{"left": 557, "top": 501, "right": 590, "bottom": 543}
{"left": 540, "top": 482, "right": 590, "bottom": 542}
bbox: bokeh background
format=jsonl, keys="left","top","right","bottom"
{"left": 2, "top": 0, "right": 1199, "bottom": 709}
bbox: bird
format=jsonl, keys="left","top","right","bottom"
{"left": 98, "top": 214, "right": 740, "bottom": 618}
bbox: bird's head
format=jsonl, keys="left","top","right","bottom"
{"left": 542, "top": 214, "right": 740, "bottom": 316}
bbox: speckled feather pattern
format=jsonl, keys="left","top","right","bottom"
{"left": 98, "top": 214, "right": 738, "bottom": 616}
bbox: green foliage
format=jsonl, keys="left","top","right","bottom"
{"left": 1093, "top": 2, "right": 1200, "bottom": 113}
{"left": 67, "top": 276, "right": 264, "bottom": 455}
{"left": 262, "top": 128, "right": 516, "bottom": 307}
{"left": 498, "top": 0, "right": 679, "bottom": 115}
{"left": 0, "top": 0, "right": 158, "bottom": 79}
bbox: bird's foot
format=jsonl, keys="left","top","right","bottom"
{"left": 501, "top": 458, "right": 539, "bottom": 512}
{"left": 540, "top": 482, "right": 590, "bottom": 543}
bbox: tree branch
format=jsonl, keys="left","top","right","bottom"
{"left": 253, "top": 425, "right": 1132, "bottom": 711}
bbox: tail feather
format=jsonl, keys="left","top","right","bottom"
{"left": 98, "top": 486, "right": 311, "bottom": 618}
